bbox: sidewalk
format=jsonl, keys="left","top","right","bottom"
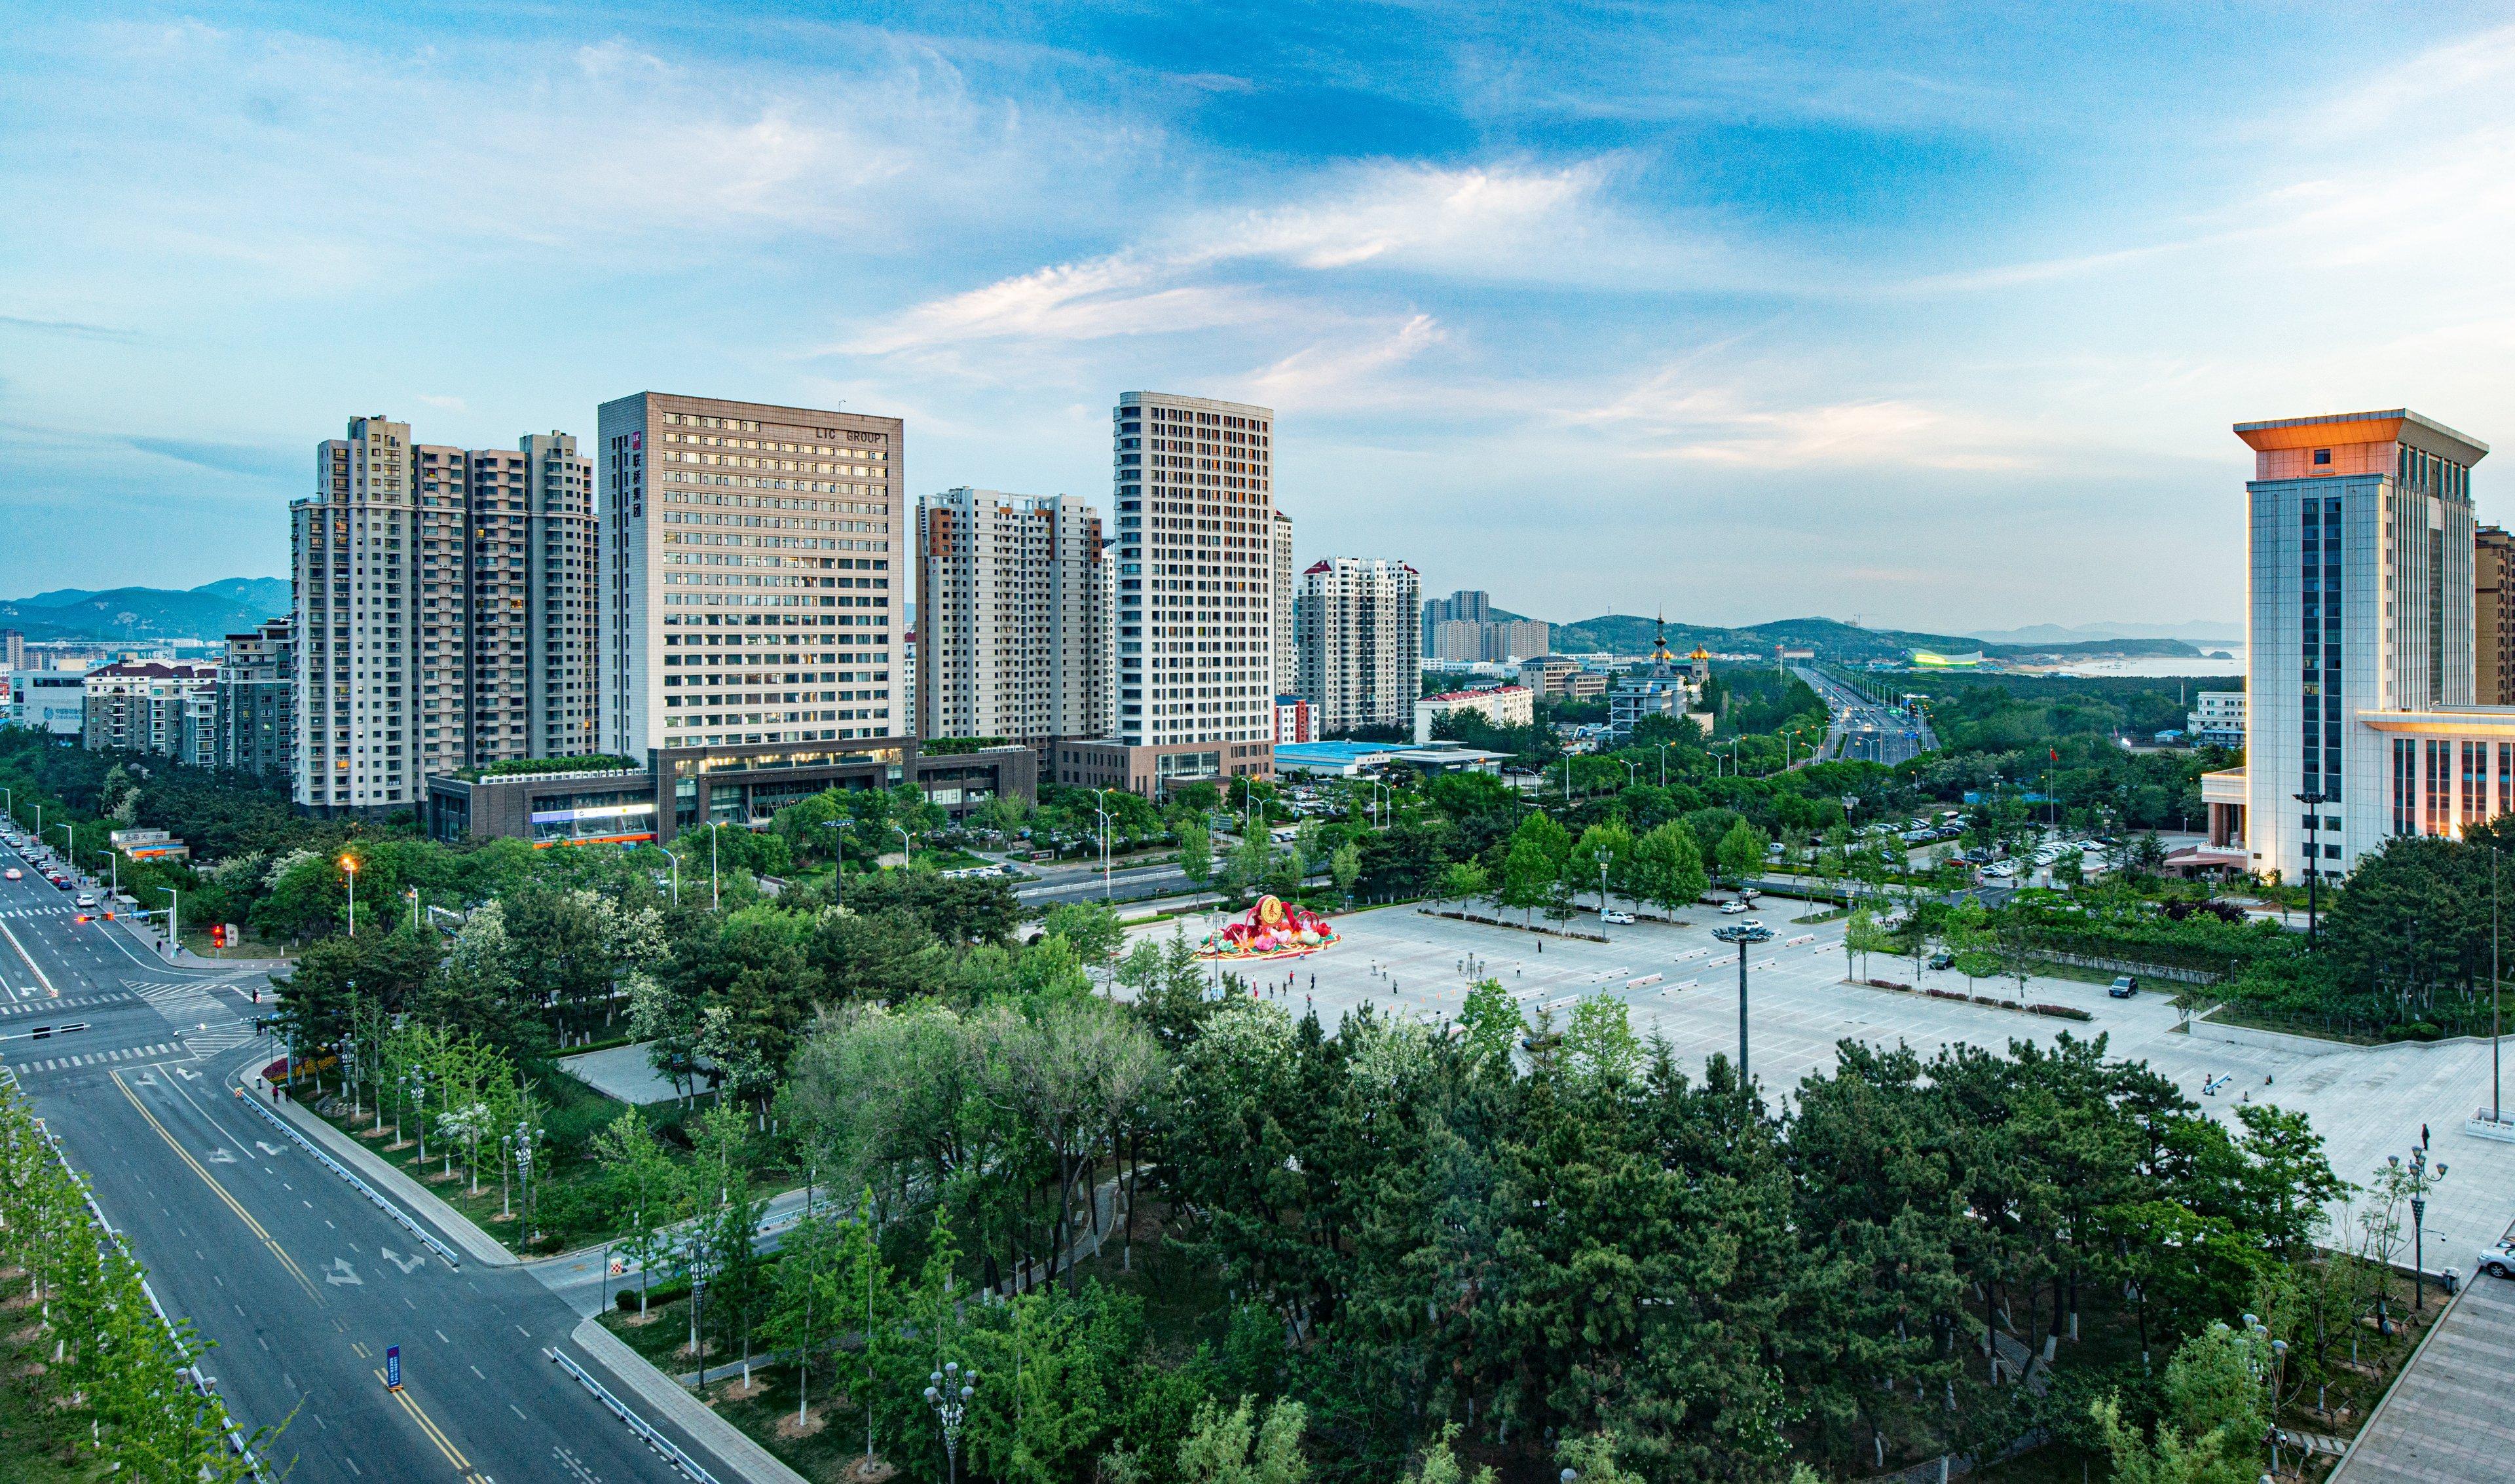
{"left": 256, "top": 1080, "right": 519, "bottom": 1267}
{"left": 568, "top": 1316, "right": 811, "bottom": 1484}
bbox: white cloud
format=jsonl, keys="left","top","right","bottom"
{"left": 1246, "top": 315, "right": 1447, "bottom": 409}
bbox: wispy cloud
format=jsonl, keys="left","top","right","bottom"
{"left": 124, "top": 436, "right": 300, "bottom": 481}
{"left": 0, "top": 314, "right": 135, "bottom": 342}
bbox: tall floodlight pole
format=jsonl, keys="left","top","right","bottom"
{"left": 1713, "top": 923, "right": 1772, "bottom": 1091}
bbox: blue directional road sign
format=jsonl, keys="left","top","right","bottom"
{"left": 384, "top": 1345, "right": 401, "bottom": 1392}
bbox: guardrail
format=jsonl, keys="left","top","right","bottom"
{"left": 229, "top": 1087, "right": 462, "bottom": 1269}
{"left": 547, "top": 1345, "right": 726, "bottom": 1484}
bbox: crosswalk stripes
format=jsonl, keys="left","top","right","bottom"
{"left": 181, "top": 1025, "right": 263, "bottom": 1057}
{"left": 0, "top": 993, "right": 133, "bottom": 1016}
{"left": 10, "top": 1042, "right": 182, "bottom": 1073}
{"left": 131, "top": 980, "right": 198, "bottom": 998}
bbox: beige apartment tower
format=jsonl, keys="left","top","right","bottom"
{"left": 294, "top": 417, "right": 601, "bottom": 815}
{"left": 2480, "top": 525, "right": 2515, "bottom": 706}
{"left": 1297, "top": 557, "right": 1421, "bottom": 734}
{"left": 598, "top": 393, "right": 905, "bottom": 757}
{"left": 917, "top": 489, "right": 1109, "bottom": 744}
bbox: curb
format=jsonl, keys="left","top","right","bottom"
{"left": 257, "top": 1083, "right": 519, "bottom": 1267}
{"left": 570, "top": 1315, "right": 813, "bottom": 1484}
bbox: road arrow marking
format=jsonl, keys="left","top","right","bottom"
{"left": 324, "top": 1257, "right": 363, "bottom": 1286}
{"left": 255, "top": 1141, "right": 284, "bottom": 1157}
{"left": 205, "top": 1147, "right": 236, "bottom": 1163}
{"left": 380, "top": 1248, "right": 427, "bottom": 1274}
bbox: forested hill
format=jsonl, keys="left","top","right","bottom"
{"left": 0, "top": 578, "right": 289, "bottom": 641}
{"left": 1547, "top": 613, "right": 2203, "bottom": 663}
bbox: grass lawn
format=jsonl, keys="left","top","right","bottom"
{"left": 0, "top": 1270, "right": 110, "bottom": 1481}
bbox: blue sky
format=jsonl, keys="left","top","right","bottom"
{"left": 5, "top": 2, "right": 2514, "bottom": 631}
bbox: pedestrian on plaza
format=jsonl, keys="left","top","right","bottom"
{"left": 2422, "top": 1122, "right": 2431, "bottom": 1149}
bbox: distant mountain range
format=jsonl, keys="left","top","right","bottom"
{"left": 0, "top": 579, "right": 290, "bottom": 642}
{"left": 1963, "top": 620, "right": 2243, "bottom": 646}
{"left": 1544, "top": 614, "right": 2205, "bottom": 664}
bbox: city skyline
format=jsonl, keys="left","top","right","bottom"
{"left": 7, "top": 5, "right": 2515, "bottom": 628}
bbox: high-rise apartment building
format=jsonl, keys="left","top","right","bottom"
{"left": 215, "top": 616, "right": 294, "bottom": 778}
{"left": 916, "top": 487, "right": 1109, "bottom": 743}
{"left": 2231, "top": 409, "right": 2489, "bottom": 878}
{"left": 1296, "top": 557, "right": 1421, "bottom": 735}
{"left": 466, "top": 434, "right": 599, "bottom": 764}
{"left": 598, "top": 394, "right": 904, "bottom": 757}
{"left": 1108, "top": 392, "right": 1276, "bottom": 787}
{"left": 297, "top": 416, "right": 425, "bottom": 813}
{"left": 294, "top": 417, "right": 601, "bottom": 816}
{"left": 1, "top": 631, "right": 22, "bottom": 673}
{"left": 1272, "top": 510, "right": 1297, "bottom": 695}
{"left": 2479, "top": 525, "right": 2515, "bottom": 705}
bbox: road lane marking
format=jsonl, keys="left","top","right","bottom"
{"left": 111, "top": 1069, "right": 321, "bottom": 1301}
{"left": 0, "top": 923, "right": 57, "bottom": 997}
{"left": 375, "top": 1368, "right": 474, "bottom": 1470}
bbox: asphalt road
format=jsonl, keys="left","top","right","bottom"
{"left": 0, "top": 838, "right": 739, "bottom": 1484}
{"left": 1016, "top": 858, "right": 1196, "bottom": 906}
{"left": 1798, "top": 665, "right": 1936, "bottom": 766}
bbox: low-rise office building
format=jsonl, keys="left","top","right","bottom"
{"left": 424, "top": 739, "right": 1037, "bottom": 847}
{"left": 2189, "top": 690, "right": 2245, "bottom": 748}
{"left": 7, "top": 670, "right": 86, "bottom": 737}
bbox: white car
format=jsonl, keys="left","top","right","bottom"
{"left": 2, "top": 869, "right": 18, "bottom": 881}
{"left": 2477, "top": 1238, "right": 2515, "bottom": 1281}
{"left": 1601, "top": 910, "right": 1634, "bottom": 925}
{"left": 1720, "top": 900, "right": 1749, "bottom": 914}
{"left": 1983, "top": 861, "right": 2018, "bottom": 878}
{"left": 1739, "top": 919, "right": 1766, "bottom": 931}
{"left": 75, "top": 894, "right": 95, "bottom": 908}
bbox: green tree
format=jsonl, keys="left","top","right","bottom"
{"left": 1177, "top": 821, "right": 1214, "bottom": 889}
{"left": 1329, "top": 842, "right": 1361, "bottom": 902}
{"left": 1438, "top": 859, "right": 1489, "bottom": 914}
{"left": 591, "top": 1109, "right": 683, "bottom": 1312}
{"left": 1715, "top": 817, "right": 1768, "bottom": 889}
{"left": 1570, "top": 820, "right": 1635, "bottom": 912}
{"left": 1175, "top": 1395, "right": 1309, "bottom": 1484}
{"left": 1499, "top": 837, "right": 1556, "bottom": 927}
{"left": 1632, "top": 819, "right": 1708, "bottom": 919}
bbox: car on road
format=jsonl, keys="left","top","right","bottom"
{"left": 75, "top": 894, "right": 95, "bottom": 908}
{"left": 2108, "top": 975, "right": 2139, "bottom": 999}
{"left": 1, "top": 869, "right": 17, "bottom": 881}
{"left": 1601, "top": 910, "right": 1634, "bottom": 925}
{"left": 1720, "top": 900, "right": 1750, "bottom": 914}
{"left": 2477, "top": 1238, "right": 2515, "bottom": 1280}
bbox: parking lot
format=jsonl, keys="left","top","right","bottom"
{"left": 1136, "top": 902, "right": 2515, "bottom": 1271}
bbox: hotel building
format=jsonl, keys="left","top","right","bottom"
{"left": 597, "top": 394, "right": 904, "bottom": 757}
{"left": 2222, "top": 409, "right": 2491, "bottom": 878}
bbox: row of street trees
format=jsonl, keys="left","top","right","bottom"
{"left": 0, "top": 1085, "right": 272, "bottom": 1477}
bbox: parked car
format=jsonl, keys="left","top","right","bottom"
{"left": 1720, "top": 900, "right": 1750, "bottom": 914}
{"left": 1601, "top": 910, "right": 1634, "bottom": 925}
{"left": 1927, "top": 952, "right": 1954, "bottom": 971}
{"left": 2108, "top": 975, "right": 2138, "bottom": 999}
{"left": 75, "top": 894, "right": 95, "bottom": 908}
{"left": 2476, "top": 1238, "right": 2515, "bottom": 1280}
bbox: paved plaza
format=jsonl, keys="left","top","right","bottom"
{"left": 1136, "top": 903, "right": 2515, "bottom": 1267}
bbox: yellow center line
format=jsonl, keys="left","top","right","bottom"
{"left": 111, "top": 1069, "right": 321, "bottom": 1301}
{"left": 376, "top": 1367, "right": 474, "bottom": 1470}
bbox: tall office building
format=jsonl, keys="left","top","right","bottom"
{"left": 465, "top": 434, "right": 599, "bottom": 764}
{"left": 598, "top": 393, "right": 904, "bottom": 757}
{"left": 1106, "top": 392, "right": 1276, "bottom": 787}
{"left": 215, "top": 616, "right": 295, "bottom": 778}
{"left": 1296, "top": 557, "right": 1421, "bottom": 735}
{"left": 2231, "top": 409, "right": 2489, "bottom": 878}
{"left": 1272, "top": 510, "right": 1297, "bottom": 694}
{"left": 916, "top": 488, "right": 1109, "bottom": 743}
{"left": 2480, "top": 525, "right": 2515, "bottom": 705}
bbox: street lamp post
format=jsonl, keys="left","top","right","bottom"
{"left": 2495, "top": 844, "right": 2505, "bottom": 1126}
{"left": 1655, "top": 741, "right": 1673, "bottom": 788}
{"left": 341, "top": 854, "right": 358, "bottom": 937}
{"left": 156, "top": 887, "right": 179, "bottom": 962}
{"left": 708, "top": 823, "right": 722, "bottom": 909}
{"left": 515, "top": 1119, "right": 536, "bottom": 1248}
{"left": 923, "top": 1362, "right": 978, "bottom": 1484}
{"left": 1712, "top": 923, "right": 1773, "bottom": 1090}
{"left": 49, "top": 824, "right": 73, "bottom": 883}
{"left": 2292, "top": 791, "right": 2326, "bottom": 948}
{"left": 660, "top": 845, "right": 682, "bottom": 906}
{"left": 409, "top": 1069, "right": 428, "bottom": 1162}
{"left": 1093, "top": 788, "right": 1113, "bottom": 902}
{"left": 817, "top": 821, "right": 844, "bottom": 907}
{"left": 894, "top": 823, "right": 912, "bottom": 866}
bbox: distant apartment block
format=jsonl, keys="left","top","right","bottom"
{"left": 1274, "top": 694, "right": 1312, "bottom": 745}
{"left": 83, "top": 661, "right": 218, "bottom": 766}
{"left": 916, "top": 487, "right": 1109, "bottom": 744}
{"left": 598, "top": 392, "right": 904, "bottom": 756}
{"left": 1, "top": 630, "right": 21, "bottom": 673}
{"left": 2480, "top": 525, "right": 2515, "bottom": 705}
{"left": 1297, "top": 557, "right": 1421, "bottom": 735}
{"left": 215, "top": 617, "right": 294, "bottom": 778}
{"left": 1415, "top": 684, "right": 1533, "bottom": 743}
